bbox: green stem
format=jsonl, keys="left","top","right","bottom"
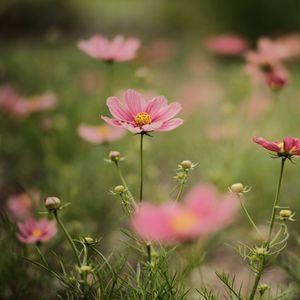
{"left": 146, "top": 243, "right": 151, "bottom": 264}
{"left": 267, "top": 158, "right": 286, "bottom": 245}
{"left": 36, "top": 244, "right": 48, "bottom": 267}
{"left": 54, "top": 211, "right": 81, "bottom": 267}
{"left": 115, "top": 161, "right": 135, "bottom": 204}
{"left": 139, "top": 133, "right": 144, "bottom": 202}
{"left": 248, "top": 157, "right": 286, "bottom": 300}
{"left": 175, "top": 181, "right": 185, "bottom": 202}
{"left": 238, "top": 194, "right": 261, "bottom": 237}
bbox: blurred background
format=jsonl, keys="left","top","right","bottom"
{"left": 1, "top": 0, "right": 300, "bottom": 299}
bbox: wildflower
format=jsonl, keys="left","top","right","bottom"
{"left": 77, "top": 35, "right": 140, "bottom": 62}
{"left": 180, "top": 160, "right": 192, "bottom": 170}
{"left": 102, "top": 89, "right": 183, "bottom": 134}
{"left": 266, "top": 73, "right": 287, "bottom": 92}
{"left": 7, "top": 193, "right": 33, "bottom": 219}
{"left": 229, "top": 183, "right": 251, "bottom": 195}
{"left": 17, "top": 218, "right": 57, "bottom": 244}
{"left": 253, "top": 136, "right": 300, "bottom": 158}
{"left": 131, "top": 183, "right": 238, "bottom": 243}
{"left": 44, "top": 196, "right": 61, "bottom": 211}
{"left": 83, "top": 236, "right": 94, "bottom": 245}
{"left": 77, "top": 123, "right": 126, "bottom": 144}
{"left": 205, "top": 34, "right": 248, "bottom": 56}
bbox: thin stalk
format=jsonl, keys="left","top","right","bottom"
{"left": 248, "top": 157, "right": 286, "bottom": 300}
{"left": 175, "top": 182, "right": 185, "bottom": 202}
{"left": 267, "top": 158, "right": 286, "bottom": 244}
{"left": 238, "top": 194, "right": 261, "bottom": 237}
{"left": 54, "top": 211, "right": 81, "bottom": 267}
{"left": 146, "top": 243, "right": 152, "bottom": 264}
{"left": 115, "top": 161, "right": 135, "bottom": 204}
{"left": 139, "top": 133, "right": 144, "bottom": 202}
{"left": 36, "top": 244, "right": 48, "bottom": 267}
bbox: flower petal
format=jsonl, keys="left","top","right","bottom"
{"left": 107, "top": 96, "right": 133, "bottom": 121}
{"left": 152, "top": 102, "right": 182, "bottom": 122}
{"left": 155, "top": 118, "right": 184, "bottom": 132}
{"left": 124, "top": 89, "right": 146, "bottom": 116}
{"left": 101, "top": 116, "right": 123, "bottom": 128}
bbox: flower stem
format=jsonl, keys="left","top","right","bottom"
{"left": 248, "top": 157, "right": 286, "bottom": 300}
{"left": 105, "top": 61, "right": 114, "bottom": 97}
{"left": 267, "top": 158, "right": 286, "bottom": 244}
{"left": 139, "top": 133, "right": 144, "bottom": 202}
{"left": 115, "top": 161, "right": 135, "bottom": 204}
{"left": 54, "top": 211, "right": 81, "bottom": 267}
{"left": 36, "top": 244, "right": 48, "bottom": 267}
{"left": 238, "top": 194, "right": 261, "bottom": 237}
{"left": 146, "top": 243, "right": 152, "bottom": 264}
{"left": 175, "top": 181, "right": 185, "bottom": 202}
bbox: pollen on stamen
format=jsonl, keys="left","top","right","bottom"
{"left": 134, "top": 112, "right": 152, "bottom": 127}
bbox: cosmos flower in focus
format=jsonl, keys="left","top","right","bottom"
{"left": 131, "top": 183, "right": 238, "bottom": 244}
{"left": 17, "top": 218, "right": 57, "bottom": 244}
{"left": 77, "top": 35, "right": 140, "bottom": 62}
{"left": 77, "top": 123, "right": 126, "bottom": 144}
{"left": 253, "top": 136, "right": 300, "bottom": 158}
{"left": 102, "top": 89, "right": 183, "bottom": 134}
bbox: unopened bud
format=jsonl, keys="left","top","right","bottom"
{"left": 44, "top": 196, "right": 61, "bottom": 211}
{"left": 114, "top": 185, "right": 125, "bottom": 194}
{"left": 180, "top": 160, "right": 192, "bottom": 170}
{"left": 254, "top": 246, "right": 268, "bottom": 257}
{"left": 109, "top": 151, "right": 121, "bottom": 162}
{"left": 77, "top": 265, "right": 92, "bottom": 273}
{"left": 83, "top": 236, "right": 94, "bottom": 245}
{"left": 279, "top": 209, "right": 292, "bottom": 218}
{"left": 258, "top": 283, "right": 269, "bottom": 295}
{"left": 230, "top": 183, "right": 244, "bottom": 193}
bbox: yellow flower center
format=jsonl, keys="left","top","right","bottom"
{"left": 97, "top": 125, "right": 110, "bottom": 137}
{"left": 278, "top": 142, "right": 284, "bottom": 153}
{"left": 134, "top": 112, "right": 152, "bottom": 127}
{"left": 32, "top": 229, "right": 43, "bottom": 238}
{"left": 170, "top": 211, "right": 198, "bottom": 233}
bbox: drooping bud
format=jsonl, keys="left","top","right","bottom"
{"left": 114, "top": 185, "right": 125, "bottom": 194}
{"left": 44, "top": 196, "right": 61, "bottom": 211}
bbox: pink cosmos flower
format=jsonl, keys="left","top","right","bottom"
{"left": 0, "top": 86, "right": 57, "bottom": 118}
{"left": 253, "top": 136, "right": 300, "bottom": 157}
{"left": 244, "top": 37, "right": 289, "bottom": 87}
{"left": 131, "top": 183, "right": 238, "bottom": 244}
{"left": 17, "top": 218, "right": 57, "bottom": 244}
{"left": 77, "top": 35, "right": 140, "bottom": 62}
{"left": 7, "top": 193, "right": 33, "bottom": 219}
{"left": 101, "top": 89, "right": 183, "bottom": 134}
{"left": 77, "top": 123, "right": 126, "bottom": 144}
{"left": 265, "top": 73, "right": 287, "bottom": 92}
{"left": 205, "top": 34, "right": 248, "bottom": 56}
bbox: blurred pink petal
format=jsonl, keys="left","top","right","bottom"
{"left": 131, "top": 182, "right": 239, "bottom": 244}
{"left": 78, "top": 34, "right": 140, "bottom": 62}
{"left": 17, "top": 218, "right": 57, "bottom": 244}
{"left": 102, "top": 89, "right": 183, "bottom": 134}
{"left": 7, "top": 193, "right": 33, "bottom": 219}
{"left": 77, "top": 124, "right": 126, "bottom": 144}
{"left": 205, "top": 34, "right": 248, "bottom": 56}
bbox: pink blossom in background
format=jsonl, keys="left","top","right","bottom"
{"left": 0, "top": 86, "right": 57, "bottom": 118}
{"left": 102, "top": 89, "right": 183, "bottom": 134}
{"left": 253, "top": 136, "right": 300, "bottom": 157}
{"left": 244, "top": 37, "right": 289, "bottom": 87}
{"left": 7, "top": 193, "right": 33, "bottom": 219}
{"left": 77, "top": 123, "right": 126, "bottom": 144}
{"left": 131, "top": 183, "right": 239, "bottom": 244}
{"left": 265, "top": 73, "right": 287, "bottom": 92}
{"left": 205, "top": 34, "right": 248, "bottom": 56}
{"left": 77, "top": 35, "right": 140, "bottom": 62}
{"left": 17, "top": 218, "right": 57, "bottom": 244}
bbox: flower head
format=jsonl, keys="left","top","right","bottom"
{"left": 102, "top": 89, "right": 183, "bottom": 134}
{"left": 253, "top": 136, "right": 300, "bottom": 158}
{"left": 77, "top": 35, "right": 140, "bottom": 62}
{"left": 77, "top": 123, "right": 126, "bottom": 144}
{"left": 266, "top": 73, "right": 287, "bottom": 92}
{"left": 131, "top": 183, "right": 238, "bottom": 244}
{"left": 17, "top": 218, "right": 57, "bottom": 244}
{"left": 7, "top": 193, "right": 33, "bottom": 219}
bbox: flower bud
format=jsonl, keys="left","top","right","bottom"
{"left": 279, "top": 209, "right": 292, "bottom": 218}
{"left": 180, "top": 160, "right": 192, "bottom": 170}
{"left": 230, "top": 183, "right": 244, "bottom": 193}
{"left": 44, "top": 196, "right": 61, "bottom": 211}
{"left": 258, "top": 283, "right": 269, "bottom": 295}
{"left": 254, "top": 246, "right": 268, "bottom": 257}
{"left": 109, "top": 151, "right": 121, "bottom": 162}
{"left": 114, "top": 185, "right": 125, "bottom": 194}
{"left": 77, "top": 265, "right": 92, "bottom": 274}
{"left": 83, "top": 236, "right": 94, "bottom": 245}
